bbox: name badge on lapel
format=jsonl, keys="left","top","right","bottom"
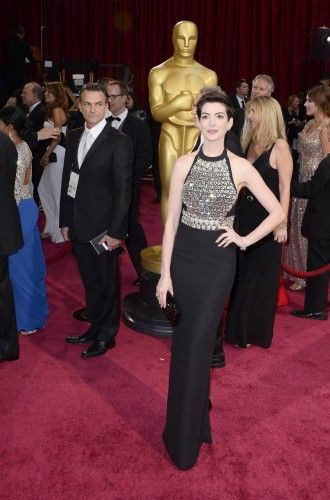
{"left": 67, "top": 171, "right": 79, "bottom": 198}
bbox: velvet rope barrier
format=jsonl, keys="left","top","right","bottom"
{"left": 281, "top": 241, "right": 330, "bottom": 277}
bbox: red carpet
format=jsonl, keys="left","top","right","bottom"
{"left": 1, "top": 182, "right": 329, "bottom": 499}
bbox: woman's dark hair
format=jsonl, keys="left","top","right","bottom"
{"left": 196, "top": 92, "right": 234, "bottom": 119}
{"left": 307, "top": 85, "right": 330, "bottom": 117}
{"left": 0, "top": 105, "right": 31, "bottom": 139}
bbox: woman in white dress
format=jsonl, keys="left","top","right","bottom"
{"left": 38, "top": 82, "right": 68, "bottom": 243}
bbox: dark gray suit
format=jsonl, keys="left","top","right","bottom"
{"left": 60, "top": 122, "right": 133, "bottom": 341}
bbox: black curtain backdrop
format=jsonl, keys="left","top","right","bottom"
{"left": 1, "top": 0, "right": 329, "bottom": 105}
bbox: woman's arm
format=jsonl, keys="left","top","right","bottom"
{"left": 272, "top": 139, "right": 293, "bottom": 243}
{"left": 41, "top": 107, "right": 66, "bottom": 166}
{"left": 156, "top": 155, "right": 192, "bottom": 307}
{"left": 216, "top": 159, "right": 285, "bottom": 249}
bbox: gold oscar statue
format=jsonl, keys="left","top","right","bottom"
{"left": 141, "top": 20, "right": 217, "bottom": 273}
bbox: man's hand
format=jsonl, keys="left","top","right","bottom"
{"left": 99, "top": 235, "right": 121, "bottom": 251}
{"left": 5, "top": 97, "right": 17, "bottom": 106}
{"left": 37, "top": 127, "right": 60, "bottom": 141}
{"left": 61, "top": 227, "right": 70, "bottom": 241}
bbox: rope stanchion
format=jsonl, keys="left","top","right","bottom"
{"left": 281, "top": 243, "right": 330, "bottom": 278}
{"left": 281, "top": 262, "right": 330, "bottom": 278}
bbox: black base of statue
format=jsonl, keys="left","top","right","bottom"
{"left": 122, "top": 269, "right": 173, "bottom": 338}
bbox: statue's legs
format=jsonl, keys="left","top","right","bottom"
{"left": 159, "top": 131, "right": 179, "bottom": 224}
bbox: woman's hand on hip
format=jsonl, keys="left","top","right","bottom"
{"left": 216, "top": 226, "right": 245, "bottom": 249}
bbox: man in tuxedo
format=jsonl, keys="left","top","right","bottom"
{"left": 20, "top": 82, "right": 58, "bottom": 199}
{"left": 106, "top": 80, "right": 152, "bottom": 279}
{"left": 290, "top": 155, "right": 330, "bottom": 320}
{"left": 0, "top": 131, "right": 23, "bottom": 362}
{"left": 229, "top": 79, "right": 249, "bottom": 137}
{"left": 60, "top": 83, "right": 133, "bottom": 358}
{"left": 251, "top": 74, "right": 274, "bottom": 98}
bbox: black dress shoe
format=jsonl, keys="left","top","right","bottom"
{"left": 211, "top": 351, "right": 225, "bottom": 369}
{"left": 290, "top": 309, "right": 328, "bottom": 320}
{"left": 65, "top": 332, "right": 97, "bottom": 344}
{"left": 72, "top": 307, "right": 90, "bottom": 322}
{"left": 81, "top": 339, "right": 116, "bottom": 359}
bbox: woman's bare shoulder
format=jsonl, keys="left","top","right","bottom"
{"left": 227, "top": 151, "right": 251, "bottom": 171}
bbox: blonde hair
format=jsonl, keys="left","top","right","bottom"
{"left": 241, "top": 96, "right": 286, "bottom": 153}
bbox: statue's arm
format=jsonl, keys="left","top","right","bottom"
{"left": 148, "top": 70, "right": 194, "bottom": 123}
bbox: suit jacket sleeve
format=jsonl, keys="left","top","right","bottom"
{"left": 59, "top": 129, "right": 78, "bottom": 228}
{"left": 291, "top": 156, "right": 330, "bottom": 198}
{"left": 108, "top": 134, "right": 134, "bottom": 240}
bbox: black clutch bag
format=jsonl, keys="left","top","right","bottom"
{"left": 163, "top": 292, "right": 180, "bottom": 326}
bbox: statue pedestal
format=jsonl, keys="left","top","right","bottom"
{"left": 122, "top": 246, "right": 173, "bottom": 338}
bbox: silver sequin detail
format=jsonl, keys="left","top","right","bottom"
{"left": 15, "top": 141, "right": 33, "bottom": 204}
{"left": 284, "top": 120, "right": 323, "bottom": 280}
{"left": 181, "top": 155, "right": 237, "bottom": 230}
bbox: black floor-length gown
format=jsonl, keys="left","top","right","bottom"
{"left": 163, "top": 149, "right": 238, "bottom": 470}
{"left": 225, "top": 145, "right": 281, "bottom": 348}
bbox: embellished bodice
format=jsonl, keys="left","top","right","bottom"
{"left": 15, "top": 141, "right": 33, "bottom": 204}
{"left": 181, "top": 149, "right": 238, "bottom": 230}
{"left": 297, "top": 120, "right": 323, "bottom": 182}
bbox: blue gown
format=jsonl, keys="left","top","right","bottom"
{"left": 9, "top": 141, "right": 48, "bottom": 331}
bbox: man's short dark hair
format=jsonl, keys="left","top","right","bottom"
{"left": 235, "top": 79, "right": 248, "bottom": 88}
{"left": 107, "top": 80, "right": 129, "bottom": 97}
{"left": 80, "top": 82, "right": 107, "bottom": 99}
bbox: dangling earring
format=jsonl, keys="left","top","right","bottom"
{"left": 9, "top": 130, "right": 13, "bottom": 141}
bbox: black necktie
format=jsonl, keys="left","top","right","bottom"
{"left": 241, "top": 100, "right": 245, "bottom": 109}
{"left": 106, "top": 116, "right": 121, "bottom": 123}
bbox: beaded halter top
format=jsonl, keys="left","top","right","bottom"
{"left": 181, "top": 148, "right": 238, "bottom": 230}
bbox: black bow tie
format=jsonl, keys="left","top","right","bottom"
{"left": 106, "top": 116, "right": 121, "bottom": 123}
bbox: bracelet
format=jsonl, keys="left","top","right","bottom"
{"left": 240, "top": 236, "right": 248, "bottom": 251}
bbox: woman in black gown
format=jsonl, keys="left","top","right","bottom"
{"left": 156, "top": 93, "right": 285, "bottom": 470}
{"left": 225, "top": 96, "right": 292, "bottom": 349}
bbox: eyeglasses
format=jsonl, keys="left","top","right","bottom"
{"left": 107, "top": 94, "right": 123, "bottom": 100}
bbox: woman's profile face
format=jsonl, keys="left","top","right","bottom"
{"left": 292, "top": 98, "right": 299, "bottom": 109}
{"left": 44, "top": 88, "right": 56, "bottom": 104}
{"left": 247, "top": 107, "right": 259, "bottom": 128}
{"left": 304, "top": 95, "right": 318, "bottom": 116}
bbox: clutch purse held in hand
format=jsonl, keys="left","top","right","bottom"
{"left": 163, "top": 292, "right": 180, "bottom": 326}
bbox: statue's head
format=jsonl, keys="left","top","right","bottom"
{"left": 172, "top": 21, "right": 198, "bottom": 59}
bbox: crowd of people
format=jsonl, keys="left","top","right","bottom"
{"left": 0, "top": 47, "right": 329, "bottom": 471}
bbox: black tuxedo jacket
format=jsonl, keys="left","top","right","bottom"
{"left": 25, "top": 102, "right": 47, "bottom": 154}
{"left": 228, "top": 94, "right": 246, "bottom": 137}
{"left": 60, "top": 122, "right": 134, "bottom": 242}
{"left": 28, "top": 102, "right": 46, "bottom": 132}
{"left": 291, "top": 154, "right": 330, "bottom": 239}
{"left": 0, "top": 132, "right": 23, "bottom": 256}
{"left": 120, "top": 112, "right": 152, "bottom": 179}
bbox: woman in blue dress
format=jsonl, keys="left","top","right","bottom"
{"left": 0, "top": 106, "right": 48, "bottom": 334}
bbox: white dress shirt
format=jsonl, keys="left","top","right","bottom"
{"left": 78, "top": 118, "right": 107, "bottom": 168}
